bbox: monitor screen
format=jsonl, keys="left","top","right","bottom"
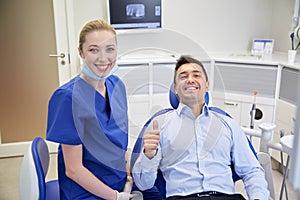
{"left": 107, "top": 0, "right": 162, "bottom": 30}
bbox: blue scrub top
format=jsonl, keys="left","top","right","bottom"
{"left": 47, "top": 75, "right": 128, "bottom": 200}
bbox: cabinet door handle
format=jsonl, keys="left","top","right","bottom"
{"left": 224, "top": 102, "right": 238, "bottom": 106}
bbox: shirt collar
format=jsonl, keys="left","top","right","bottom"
{"left": 176, "top": 102, "right": 210, "bottom": 117}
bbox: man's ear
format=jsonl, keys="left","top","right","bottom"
{"left": 205, "top": 81, "right": 210, "bottom": 90}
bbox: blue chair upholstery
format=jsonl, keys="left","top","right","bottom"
{"left": 19, "top": 137, "right": 60, "bottom": 200}
{"left": 131, "top": 84, "right": 257, "bottom": 199}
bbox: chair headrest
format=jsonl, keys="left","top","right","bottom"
{"left": 169, "top": 83, "right": 210, "bottom": 109}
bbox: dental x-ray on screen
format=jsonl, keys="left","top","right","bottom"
{"left": 107, "top": 0, "right": 162, "bottom": 30}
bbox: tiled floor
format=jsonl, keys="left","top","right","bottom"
{"left": 0, "top": 154, "right": 299, "bottom": 200}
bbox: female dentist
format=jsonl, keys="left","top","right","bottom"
{"left": 46, "top": 19, "right": 141, "bottom": 200}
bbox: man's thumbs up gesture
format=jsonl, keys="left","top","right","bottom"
{"left": 143, "top": 120, "right": 160, "bottom": 159}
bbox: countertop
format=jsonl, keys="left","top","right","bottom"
{"left": 208, "top": 51, "right": 300, "bottom": 70}
{"left": 118, "top": 50, "right": 300, "bottom": 71}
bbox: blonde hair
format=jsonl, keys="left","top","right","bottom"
{"left": 78, "top": 19, "right": 116, "bottom": 51}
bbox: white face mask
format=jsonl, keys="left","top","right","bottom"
{"left": 81, "top": 63, "right": 118, "bottom": 81}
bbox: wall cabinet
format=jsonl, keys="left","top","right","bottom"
{"left": 211, "top": 61, "right": 278, "bottom": 151}
{"left": 272, "top": 67, "right": 299, "bottom": 162}
{"left": 211, "top": 62, "right": 277, "bottom": 126}
{"left": 212, "top": 62, "right": 278, "bottom": 98}
{"left": 212, "top": 63, "right": 299, "bottom": 162}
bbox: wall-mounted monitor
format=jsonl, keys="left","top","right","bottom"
{"left": 107, "top": 0, "right": 162, "bottom": 30}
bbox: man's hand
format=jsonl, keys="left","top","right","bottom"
{"left": 143, "top": 120, "right": 160, "bottom": 159}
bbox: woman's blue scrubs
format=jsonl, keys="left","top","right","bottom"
{"left": 46, "top": 75, "right": 128, "bottom": 200}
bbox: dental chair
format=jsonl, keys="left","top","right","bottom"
{"left": 19, "top": 137, "right": 60, "bottom": 200}
{"left": 131, "top": 84, "right": 274, "bottom": 200}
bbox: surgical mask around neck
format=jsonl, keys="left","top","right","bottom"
{"left": 81, "top": 63, "right": 118, "bottom": 81}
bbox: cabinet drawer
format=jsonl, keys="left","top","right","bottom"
{"left": 213, "top": 98, "right": 241, "bottom": 123}
{"left": 279, "top": 67, "right": 300, "bottom": 105}
{"left": 214, "top": 62, "right": 277, "bottom": 98}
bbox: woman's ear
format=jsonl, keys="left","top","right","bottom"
{"left": 78, "top": 48, "right": 83, "bottom": 58}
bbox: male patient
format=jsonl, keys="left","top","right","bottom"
{"left": 132, "top": 55, "right": 269, "bottom": 200}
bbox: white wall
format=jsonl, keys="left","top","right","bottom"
{"left": 71, "top": 0, "right": 296, "bottom": 54}
{"left": 163, "top": 0, "right": 272, "bottom": 53}
{"left": 72, "top": 0, "right": 108, "bottom": 41}
{"left": 271, "top": 0, "right": 295, "bottom": 52}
